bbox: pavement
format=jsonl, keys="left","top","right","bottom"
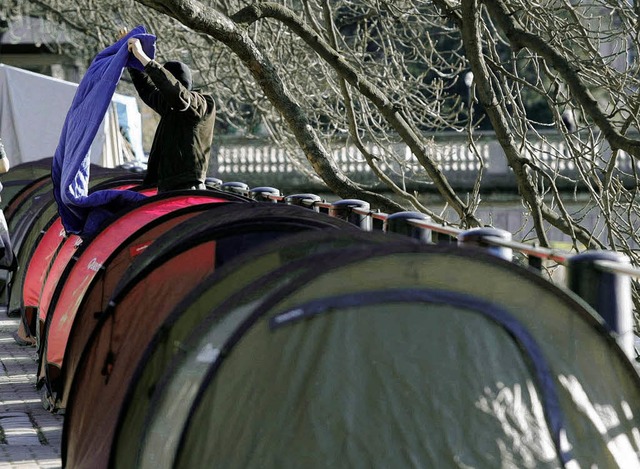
{"left": 0, "top": 313, "right": 63, "bottom": 468}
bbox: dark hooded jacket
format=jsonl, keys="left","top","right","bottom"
{"left": 129, "top": 61, "right": 215, "bottom": 191}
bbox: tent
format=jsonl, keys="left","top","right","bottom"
{"left": 12, "top": 174, "right": 148, "bottom": 343}
{"left": 110, "top": 229, "right": 415, "bottom": 468}
{"left": 2, "top": 169, "right": 143, "bottom": 310}
{"left": 0, "top": 63, "right": 144, "bottom": 167}
{"left": 0, "top": 158, "right": 54, "bottom": 209}
{"left": 21, "top": 217, "right": 67, "bottom": 340}
{"left": 35, "top": 190, "right": 249, "bottom": 400}
{"left": 5, "top": 167, "right": 135, "bottom": 259}
{"left": 106, "top": 241, "right": 640, "bottom": 468}
{"left": 33, "top": 185, "right": 169, "bottom": 347}
{"left": 3, "top": 175, "right": 51, "bottom": 222}
{"left": 61, "top": 203, "right": 360, "bottom": 468}
{"left": 39, "top": 194, "right": 250, "bottom": 411}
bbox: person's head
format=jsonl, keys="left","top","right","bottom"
{"left": 164, "top": 61, "right": 192, "bottom": 90}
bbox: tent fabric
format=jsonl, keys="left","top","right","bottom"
{"left": 64, "top": 242, "right": 219, "bottom": 465}
{"left": 54, "top": 204, "right": 228, "bottom": 412}
{"left": 111, "top": 230, "right": 413, "bottom": 469}
{"left": 186, "top": 296, "right": 562, "bottom": 468}
{"left": 124, "top": 243, "right": 640, "bottom": 469}
{"left": 0, "top": 208, "right": 13, "bottom": 270}
{"left": 37, "top": 193, "right": 234, "bottom": 396}
{"left": 0, "top": 162, "right": 53, "bottom": 210}
{"left": 21, "top": 179, "right": 147, "bottom": 333}
{"left": 37, "top": 234, "right": 81, "bottom": 335}
{"left": 20, "top": 217, "right": 65, "bottom": 341}
{"left": 51, "top": 25, "right": 156, "bottom": 237}
{"left": 0, "top": 66, "right": 98, "bottom": 165}
{"left": 22, "top": 217, "right": 65, "bottom": 313}
{"left": 5, "top": 169, "right": 130, "bottom": 249}
{"left": 0, "top": 175, "right": 60, "bottom": 309}
{"left": 107, "top": 203, "right": 358, "bottom": 298}
{"left": 270, "top": 288, "right": 570, "bottom": 465}
{"left": 12, "top": 175, "right": 145, "bottom": 321}
{"left": 3, "top": 176, "right": 51, "bottom": 222}
{"left": 0, "top": 63, "right": 143, "bottom": 166}
{"left": 44, "top": 199, "right": 246, "bottom": 412}
{"left": 61, "top": 204, "right": 359, "bottom": 468}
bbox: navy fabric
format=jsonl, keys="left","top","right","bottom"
{"left": 52, "top": 25, "right": 156, "bottom": 238}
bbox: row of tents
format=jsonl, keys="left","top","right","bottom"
{"left": 3, "top": 157, "right": 640, "bottom": 468}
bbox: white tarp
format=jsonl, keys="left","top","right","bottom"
{"left": 0, "top": 63, "right": 144, "bottom": 167}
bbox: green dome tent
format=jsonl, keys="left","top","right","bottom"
{"left": 110, "top": 229, "right": 411, "bottom": 468}
{"left": 0, "top": 157, "right": 54, "bottom": 210}
{"left": 132, "top": 243, "right": 640, "bottom": 468}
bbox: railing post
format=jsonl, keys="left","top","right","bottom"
{"left": 221, "top": 181, "right": 249, "bottom": 196}
{"left": 329, "top": 199, "right": 372, "bottom": 230}
{"left": 434, "top": 232, "right": 457, "bottom": 245}
{"left": 205, "top": 177, "right": 223, "bottom": 189}
{"left": 371, "top": 213, "right": 385, "bottom": 232}
{"left": 566, "top": 251, "right": 634, "bottom": 359}
{"left": 285, "top": 193, "right": 321, "bottom": 212}
{"left": 458, "top": 227, "right": 512, "bottom": 261}
{"left": 250, "top": 186, "right": 281, "bottom": 203}
{"left": 384, "top": 211, "right": 433, "bottom": 243}
{"left": 528, "top": 250, "right": 543, "bottom": 271}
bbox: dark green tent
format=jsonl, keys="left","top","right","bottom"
{"left": 0, "top": 157, "right": 53, "bottom": 210}
{"left": 131, "top": 243, "right": 640, "bottom": 468}
{"left": 111, "top": 229, "right": 412, "bottom": 468}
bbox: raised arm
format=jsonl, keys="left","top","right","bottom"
{"left": 128, "top": 38, "right": 204, "bottom": 115}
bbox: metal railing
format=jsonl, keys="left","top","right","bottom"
{"left": 214, "top": 180, "right": 639, "bottom": 359}
{"left": 243, "top": 184, "right": 640, "bottom": 276}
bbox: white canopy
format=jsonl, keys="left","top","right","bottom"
{"left": 0, "top": 63, "right": 144, "bottom": 167}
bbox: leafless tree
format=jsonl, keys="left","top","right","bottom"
{"left": 6, "top": 1, "right": 640, "bottom": 285}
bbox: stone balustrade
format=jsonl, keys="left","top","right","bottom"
{"left": 211, "top": 132, "right": 636, "bottom": 192}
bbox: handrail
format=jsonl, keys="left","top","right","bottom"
{"left": 253, "top": 189, "right": 640, "bottom": 279}
{"left": 242, "top": 187, "right": 639, "bottom": 359}
{"left": 398, "top": 216, "right": 462, "bottom": 238}
{"left": 594, "top": 259, "right": 640, "bottom": 279}
{"left": 480, "top": 235, "right": 570, "bottom": 264}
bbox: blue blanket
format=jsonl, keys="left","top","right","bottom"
{"left": 52, "top": 25, "right": 156, "bottom": 238}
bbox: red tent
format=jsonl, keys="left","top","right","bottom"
{"left": 18, "top": 181, "right": 147, "bottom": 342}
{"left": 37, "top": 190, "right": 248, "bottom": 410}
{"left": 62, "top": 203, "right": 357, "bottom": 467}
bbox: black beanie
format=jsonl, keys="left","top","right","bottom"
{"left": 164, "top": 61, "right": 193, "bottom": 90}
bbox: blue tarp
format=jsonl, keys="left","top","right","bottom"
{"left": 52, "top": 25, "right": 156, "bottom": 238}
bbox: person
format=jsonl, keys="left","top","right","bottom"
{"left": 0, "top": 138, "right": 10, "bottom": 174}
{"left": 124, "top": 31, "right": 216, "bottom": 192}
{"left": 0, "top": 138, "right": 14, "bottom": 271}
{"left": 0, "top": 139, "right": 22, "bottom": 347}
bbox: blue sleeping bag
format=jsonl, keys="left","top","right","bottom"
{"left": 52, "top": 25, "right": 156, "bottom": 238}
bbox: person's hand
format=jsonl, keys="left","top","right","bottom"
{"left": 128, "top": 38, "right": 151, "bottom": 66}
{"left": 116, "top": 27, "right": 128, "bottom": 41}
